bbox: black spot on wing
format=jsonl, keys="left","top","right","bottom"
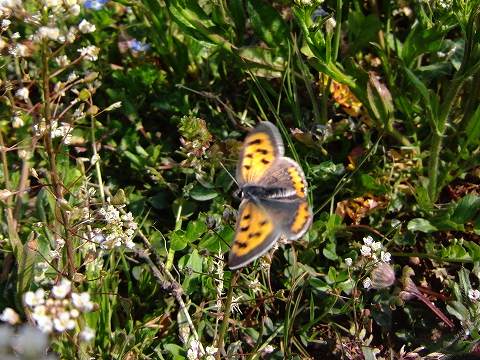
{"left": 256, "top": 149, "right": 268, "bottom": 154}
{"left": 243, "top": 214, "right": 251, "bottom": 220}
{"left": 244, "top": 165, "right": 251, "bottom": 170}
{"left": 261, "top": 159, "right": 270, "bottom": 164}
{"left": 248, "top": 232, "right": 262, "bottom": 239}
{"left": 240, "top": 225, "right": 249, "bottom": 232}
{"left": 248, "top": 139, "right": 262, "bottom": 145}
{"left": 235, "top": 241, "right": 247, "bottom": 248}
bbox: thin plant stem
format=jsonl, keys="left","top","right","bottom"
{"left": 216, "top": 270, "right": 239, "bottom": 359}
{"left": 41, "top": 39, "right": 75, "bottom": 277}
{"left": 166, "top": 201, "right": 182, "bottom": 271}
{"left": 332, "top": 0, "right": 342, "bottom": 61}
{"left": 90, "top": 115, "right": 105, "bottom": 203}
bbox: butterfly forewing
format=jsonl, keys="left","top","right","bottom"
{"left": 228, "top": 200, "right": 282, "bottom": 270}
{"left": 236, "top": 122, "right": 284, "bottom": 185}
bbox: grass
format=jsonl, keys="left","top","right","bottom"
{"left": 0, "top": 0, "right": 480, "bottom": 359}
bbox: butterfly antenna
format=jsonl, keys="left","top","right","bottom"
{"left": 219, "top": 161, "right": 239, "bottom": 188}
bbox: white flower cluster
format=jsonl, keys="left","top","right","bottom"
{"left": 23, "top": 279, "right": 95, "bottom": 339}
{"left": 91, "top": 205, "right": 138, "bottom": 250}
{"left": 186, "top": 339, "right": 217, "bottom": 360}
{"left": 360, "top": 235, "right": 391, "bottom": 263}
{"left": 51, "top": 120, "right": 73, "bottom": 144}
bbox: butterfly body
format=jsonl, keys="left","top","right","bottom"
{"left": 228, "top": 122, "right": 313, "bottom": 270}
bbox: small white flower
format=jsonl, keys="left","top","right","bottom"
{"left": 34, "top": 314, "right": 53, "bottom": 333}
{"left": 66, "top": 26, "right": 77, "bottom": 43}
{"left": 345, "top": 258, "right": 352, "bottom": 267}
{"left": 205, "top": 345, "right": 217, "bottom": 355}
{"left": 11, "top": 31, "right": 20, "bottom": 39}
{"left": 67, "top": 71, "right": 78, "bottom": 82}
{"left": 80, "top": 326, "right": 95, "bottom": 341}
{"left": 14, "top": 43, "right": 29, "bottom": 57}
{"left": 325, "top": 17, "right": 336, "bottom": 33}
{"left": 363, "top": 277, "right": 372, "bottom": 289}
{"left": 360, "top": 245, "right": 372, "bottom": 257}
{"left": 70, "top": 309, "right": 80, "bottom": 318}
{"left": 78, "top": 19, "right": 96, "bottom": 33}
{"left": 263, "top": 345, "right": 274, "bottom": 354}
{"left": 15, "top": 87, "right": 29, "bottom": 102}
{"left": 69, "top": 4, "right": 80, "bottom": 15}
{"left": 12, "top": 115, "right": 24, "bottom": 128}
{"left": 0, "top": 307, "right": 20, "bottom": 324}
{"left": 24, "top": 288, "right": 45, "bottom": 307}
{"left": 1, "top": 19, "right": 11, "bottom": 29}
{"left": 55, "top": 237, "right": 65, "bottom": 249}
{"left": 77, "top": 45, "right": 99, "bottom": 61}
{"left": 44, "top": 0, "right": 61, "bottom": 7}
{"left": 36, "top": 26, "right": 61, "bottom": 41}
{"left": 55, "top": 55, "right": 70, "bottom": 66}
{"left": 124, "top": 238, "right": 135, "bottom": 249}
{"left": 122, "top": 212, "right": 134, "bottom": 222}
{"left": 71, "top": 292, "right": 94, "bottom": 312}
{"left": 380, "top": 251, "right": 391, "bottom": 263}
{"left": 371, "top": 241, "right": 382, "bottom": 251}
{"left": 363, "top": 236, "right": 374, "bottom": 246}
{"left": 468, "top": 289, "right": 480, "bottom": 301}
{"left": 52, "top": 278, "right": 71, "bottom": 299}
{"left": 53, "top": 311, "right": 75, "bottom": 332}
{"left": 187, "top": 339, "right": 200, "bottom": 360}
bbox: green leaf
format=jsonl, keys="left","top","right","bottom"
{"left": 169, "top": 229, "right": 187, "bottom": 251}
{"left": 464, "top": 241, "right": 480, "bottom": 262}
{"left": 17, "top": 233, "right": 37, "bottom": 296}
{"left": 323, "top": 241, "right": 338, "bottom": 260}
{"left": 407, "top": 218, "right": 438, "bottom": 233}
{"left": 404, "top": 67, "right": 430, "bottom": 104}
{"left": 190, "top": 185, "right": 218, "bottom": 201}
{"left": 452, "top": 194, "right": 480, "bottom": 224}
{"left": 465, "top": 104, "right": 480, "bottom": 147}
{"left": 247, "top": 0, "right": 288, "bottom": 48}
{"left": 185, "top": 220, "right": 207, "bottom": 242}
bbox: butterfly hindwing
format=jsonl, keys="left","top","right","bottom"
{"left": 259, "top": 198, "right": 312, "bottom": 240}
{"left": 236, "top": 122, "right": 284, "bottom": 185}
{"left": 228, "top": 200, "right": 282, "bottom": 270}
{"left": 257, "top": 157, "right": 309, "bottom": 199}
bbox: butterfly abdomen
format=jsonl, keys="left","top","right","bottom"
{"left": 242, "top": 185, "right": 298, "bottom": 200}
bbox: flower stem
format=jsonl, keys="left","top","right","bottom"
{"left": 216, "top": 270, "right": 239, "bottom": 359}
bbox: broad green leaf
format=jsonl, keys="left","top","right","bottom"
{"left": 452, "top": 194, "right": 480, "bottom": 224}
{"left": 247, "top": 0, "right": 288, "bottom": 48}
{"left": 185, "top": 220, "right": 207, "bottom": 242}
{"left": 169, "top": 229, "right": 187, "bottom": 251}
{"left": 190, "top": 185, "right": 218, "bottom": 201}
{"left": 407, "top": 218, "right": 438, "bottom": 233}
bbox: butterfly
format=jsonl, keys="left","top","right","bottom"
{"left": 228, "top": 121, "right": 313, "bottom": 270}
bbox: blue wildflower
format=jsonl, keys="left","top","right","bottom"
{"left": 128, "top": 39, "right": 150, "bottom": 53}
{"left": 84, "top": 0, "right": 108, "bottom": 10}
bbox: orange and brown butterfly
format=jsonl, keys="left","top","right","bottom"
{"left": 228, "top": 121, "right": 313, "bottom": 269}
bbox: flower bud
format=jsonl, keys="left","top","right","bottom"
{"left": 371, "top": 262, "right": 395, "bottom": 289}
